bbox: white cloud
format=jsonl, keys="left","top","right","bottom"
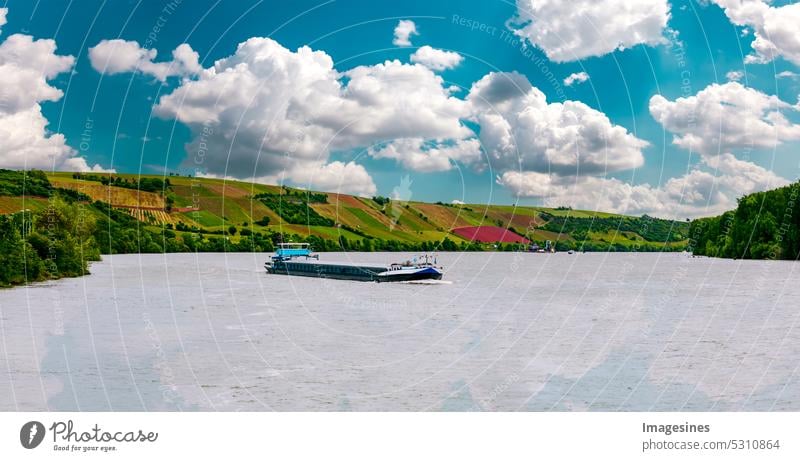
{"left": 608, "top": 80, "right": 800, "bottom": 217}
{"left": 451, "top": 199, "right": 465, "bottom": 205}
{"left": 497, "top": 153, "right": 787, "bottom": 218}
{"left": 0, "top": 35, "right": 73, "bottom": 114}
{"left": 287, "top": 161, "right": 376, "bottom": 197}
{"left": 0, "top": 8, "right": 7, "bottom": 34}
{"left": 393, "top": 20, "right": 418, "bottom": 47}
{"left": 704, "top": 152, "right": 786, "bottom": 196}
{"left": 171, "top": 43, "right": 202, "bottom": 75}
{"left": 150, "top": 37, "right": 473, "bottom": 191}
{"left": 497, "top": 171, "right": 677, "bottom": 215}
{"left": 649, "top": 81, "right": 800, "bottom": 157}
{"left": 369, "top": 138, "right": 482, "bottom": 173}
{"left": 496, "top": 170, "right": 564, "bottom": 198}
{"left": 89, "top": 39, "right": 200, "bottom": 82}
{"left": 0, "top": 107, "right": 75, "bottom": 170}
{"left": 659, "top": 153, "right": 788, "bottom": 215}
{"left": 563, "top": 71, "right": 589, "bottom": 86}
{"left": 710, "top": 0, "right": 800, "bottom": 66}
{"left": 0, "top": 27, "right": 105, "bottom": 171}
{"left": 725, "top": 70, "right": 744, "bottom": 81}
{"left": 511, "top": 0, "right": 670, "bottom": 62}
{"left": 777, "top": 70, "right": 799, "bottom": 79}
{"left": 335, "top": 60, "right": 472, "bottom": 144}
{"left": 464, "top": 71, "right": 771, "bottom": 218}
{"left": 468, "top": 71, "right": 647, "bottom": 175}
{"left": 493, "top": 76, "right": 792, "bottom": 220}
{"left": 410, "top": 46, "right": 463, "bottom": 71}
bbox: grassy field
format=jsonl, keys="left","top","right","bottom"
{"left": 50, "top": 177, "right": 166, "bottom": 208}
{"left": 27, "top": 172, "right": 690, "bottom": 250}
{"left": 0, "top": 196, "right": 50, "bottom": 214}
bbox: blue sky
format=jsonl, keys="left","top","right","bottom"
{"left": 1, "top": 0, "right": 800, "bottom": 218}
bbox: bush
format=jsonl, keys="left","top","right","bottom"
{"left": 256, "top": 193, "right": 334, "bottom": 226}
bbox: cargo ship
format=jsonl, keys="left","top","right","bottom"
{"left": 264, "top": 243, "right": 443, "bottom": 282}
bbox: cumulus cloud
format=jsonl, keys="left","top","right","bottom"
{"left": 511, "top": 0, "right": 670, "bottom": 62}
{"left": 0, "top": 35, "right": 74, "bottom": 113}
{"left": 369, "top": 138, "right": 482, "bottom": 173}
{"left": 492, "top": 80, "right": 794, "bottom": 218}
{"left": 392, "top": 20, "right": 418, "bottom": 47}
{"left": 0, "top": 8, "right": 7, "bottom": 34}
{"left": 150, "top": 37, "right": 473, "bottom": 190}
{"left": 563, "top": 71, "right": 589, "bottom": 86}
{"left": 497, "top": 153, "right": 787, "bottom": 218}
{"left": 593, "top": 81, "right": 800, "bottom": 218}
{"left": 0, "top": 28, "right": 106, "bottom": 171}
{"left": 287, "top": 161, "right": 376, "bottom": 197}
{"left": 725, "top": 70, "right": 744, "bottom": 81}
{"left": 335, "top": 59, "right": 472, "bottom": 144}
{"left": 100, "top": 36, "right": 661, "bottom": 196}
{"left": 660, "top": 153, "right": 788, "bottom": 215}
{"left": 777, "top": 70, "right": 798, "bottom": 79}
{"left": 710, "top": 0, "right": 800, "bottom": 65}
{"left": 410, "top": 46, "right": 463, "bottom": 71}
{"left": 89, "top": 39, "right": 201, "bottom": 82}
{"left": 649, "top": 82, "right": 800, "bottom": 156}
{"left": 468, "top": 71, "right": 647, "bottom": 175}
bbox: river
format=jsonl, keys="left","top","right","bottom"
{"left": 1, "top": 252, "right": 799, "bottom": 411}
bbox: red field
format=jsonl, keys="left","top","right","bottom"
{"left": 451, "top": 226, "right": 530, "bottom": 243}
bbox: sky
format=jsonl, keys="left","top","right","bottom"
{"left": 1, "top": 0, "right": 800, "bottom": 219}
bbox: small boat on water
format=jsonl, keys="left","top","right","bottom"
{"left": 376, "top": 256, "right": 443, "bottom": 282}
{"left": 526, "top": 240, "right": 556, "bottom": 253}
{"left": 264, "top": 243, "right": 443, "bottom": 282}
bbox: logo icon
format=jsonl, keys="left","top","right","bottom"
{"left": 389, "top": 175, "right": 413, "bottom": 230}
{"left": 20, "top": 421, "right": 45, "bottom": 449}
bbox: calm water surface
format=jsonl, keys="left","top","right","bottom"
{"left": 1, "top": 252, "right": 799, "bottom": 411}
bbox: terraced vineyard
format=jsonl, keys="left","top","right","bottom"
{"left": 0, "top": 172, "right": 690, "bottom": 252}
{"left": 50, "top": 177, "right": 166, "bottom": 208}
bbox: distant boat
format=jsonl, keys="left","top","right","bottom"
{"left": 526, "top": 240, "right": 556, "bottom": 253}
{"left": 264, "top": 243, "right": 443, "bottom": 282}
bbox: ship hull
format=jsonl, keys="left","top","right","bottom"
{"left": 265, "top": 260, "right": 443, "bottom": 282}
{"left": 265, "top": 260, "right": 387, "bottom": 282}
{"left": 375, "top": 267, "right": 443, "bottom": 283}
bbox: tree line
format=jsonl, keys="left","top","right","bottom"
{"left": 539, "top": 213, "right": 689, "bottom": 243}
{"left": 689, "top": 182, "right": 800, "bottom": 260}
{"left": 0, "top": 196, "right": 101, "bottom": 287}
{"left": 72, "top": 173, "right": 171, "bottom": 193}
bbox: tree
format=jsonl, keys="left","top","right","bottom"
{"left": 0, "top": 216, "right": 43, "bottom": 285}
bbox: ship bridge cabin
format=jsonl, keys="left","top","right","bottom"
{"left": 275, "top": 242, "right": 312, "bottom": 259}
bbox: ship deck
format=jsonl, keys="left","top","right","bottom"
{"left": 266, "top": 258, "right": 389, "bottom": 281}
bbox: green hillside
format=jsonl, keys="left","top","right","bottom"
{"left": 43, "top": 171, "right": 689, "bottom": 252}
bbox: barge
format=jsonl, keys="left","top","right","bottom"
{"left": 264, "top": 243, "right": 443, "bottom": 282}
